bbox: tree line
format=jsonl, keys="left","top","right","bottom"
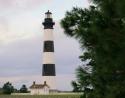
{"left": 0, "top": 82, "right": 28, "bottom": 95}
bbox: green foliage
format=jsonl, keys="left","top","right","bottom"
{"left": 71, "top": 53, "right": 93, "bottom": 96}
{"left": 61, "top": 0, "right": 125, "bottom": 98}
{"left": 19, "top": 84, "right": 28, "bottom": 93}
{"left": 2, "top": 82, "right": 14, "bottom": 95}
{"left": 92, "top": 0, "right": 125, "bottom": 17}
{"left": 71, "top": 81, "right": 80, "bottom": 92}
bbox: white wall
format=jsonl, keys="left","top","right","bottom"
{"left": 44, "top": 29, "right": 54, "bottom": 41}
{"left": 43, "top": 52, "right": 54, "bottom": 64}
{"left": 30, "top": 87, "right": 49, "bottom": 95}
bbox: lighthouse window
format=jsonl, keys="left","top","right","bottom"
{"left": 44, "top": 41, "right": 54, "bottom": 52}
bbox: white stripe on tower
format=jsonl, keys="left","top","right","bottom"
{"left": 44, "top": 29, "right": 54, "bottom": 41}
{"left": 43, "top": 52, "right": 54, "bottom": 64}
{"left": 42, "top": 10, "right": 56, "bottom": 90}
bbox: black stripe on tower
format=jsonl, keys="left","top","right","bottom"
{"left": 43, "top": 41, "right": 54, "bottom": 52}
{"left": 42, "top": 18, "right": 55, "bottom": 29}
{"left": 42, "top": 64, "right": 56, "bottom": 76}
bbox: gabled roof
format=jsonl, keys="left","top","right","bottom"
{"left": 30, "top": 81, "right": 49, "bottom": 89}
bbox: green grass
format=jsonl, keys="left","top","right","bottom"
{"left": 0, "top": 94, "right": 81, "bottom": 98}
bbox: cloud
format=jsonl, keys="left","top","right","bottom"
{"left": 0, "top": 16, "right": 9, "bottom": 44}
{"left": 0, "top": 9, "right": 42, "bottom": 44}
{"left": 0, "top": 0, "right": 51, "bottom": 10}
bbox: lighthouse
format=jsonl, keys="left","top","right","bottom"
{"left": 42, "top": 11, "right": 56, "bottom": 90}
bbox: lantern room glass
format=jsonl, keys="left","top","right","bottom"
{"left": 45, "top": 13, "right": 52, "bottom": 18}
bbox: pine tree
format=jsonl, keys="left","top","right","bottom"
{"left": 20, "top": 84, "right": 28, "bottom": 93}
{"left": 2, "top": 82, "right": 14, "bottom": 94}
{"left": 61, "top": 0, "right": 125, "bottom": 98}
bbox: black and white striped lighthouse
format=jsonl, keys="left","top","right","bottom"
{"left": 42, "top": 11, "right": 56, "bottom": 90}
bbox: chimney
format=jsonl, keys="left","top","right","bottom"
{"left": 44, "top": 81, "right": 47, "bottom": 85}
{"left": 33, "top": 81, "right": 35, "bottom": 85}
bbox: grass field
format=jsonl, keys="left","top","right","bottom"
{"left": 0, "top": 94, "right": 82, "bottom": 98}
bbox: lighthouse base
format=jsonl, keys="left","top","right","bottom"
{"left": 42, "top": 76, "right": 56, "bottom": 90}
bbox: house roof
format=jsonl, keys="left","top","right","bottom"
{"left": 30, "top": 81, "right": 49, "bottom": 89}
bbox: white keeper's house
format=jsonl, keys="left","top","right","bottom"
{"left": 30, "top": 81, "right": 50, "bottom": 95}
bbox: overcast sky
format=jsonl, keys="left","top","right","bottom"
{"left": 0, "top": 0, "right": 89, "bottom": 90}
